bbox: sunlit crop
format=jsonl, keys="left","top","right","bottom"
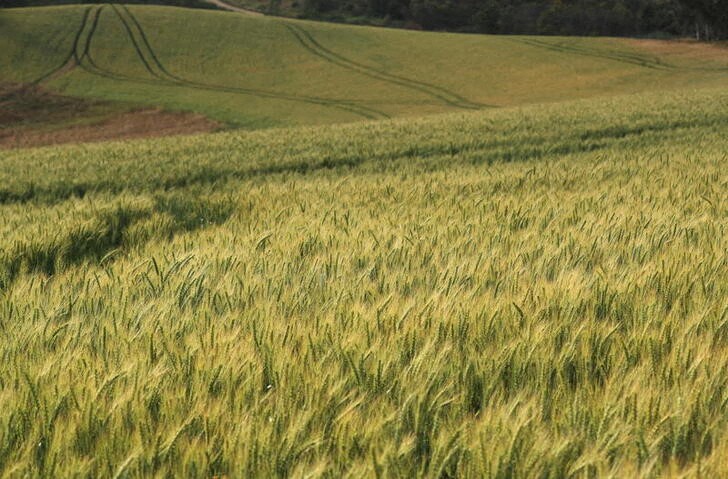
{"left": 0, "top": 88, "right": 727, "bottom": 477}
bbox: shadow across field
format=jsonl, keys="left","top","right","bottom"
{"left": 0, "top": 194, "right": 234, "bottom": 289}
{"left": 1, "top": 112, "right": 724, "bottom": 207}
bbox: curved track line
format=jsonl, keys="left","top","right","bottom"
{"left": 31, "top": 6, "right": 93, "bottom": 86}
{"left": 284, "top": 22, "right": 485, "bottom": 110}
{"left": 0, "top": 8, "right": 92, "bottom": 102}
{"left": 78, "top": 6, "right": 160, "bottom": 87}
{"left": 116, "top": 5, "right": 181, "bottom": 81}
{"left": 517, "top": 37, "right": 728, "bottom": 73}
{"left": 109, "top": 4, "right": 166, "bottom": 81}
{"left": 80, "top": 6, "right": 105, "bottom": 65}
{"left": 109, "top": 5, "right": 388, "bottom": 119}
{"left": 183, "top": 0, "right": 485, "bottom": 111}
{"left": 506, "top": 37, "right": 673, "bottom": 70}
{"left": 83, "top": 6, "right": 198, "bottom": 88}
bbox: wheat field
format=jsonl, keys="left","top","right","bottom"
{"left": 0, "top": 87, "right": 726, "bottom": 477}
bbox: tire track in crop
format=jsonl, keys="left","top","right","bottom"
{"left": 0, "top": 8, "right": 92, "bottom": 101}
{"left": 515, "top": 38, "right": 728, "bottom": 73}
{"left": 45, "top": 4, "right": 385, "bottom": 120}
{"left": 114, "top": 5, "right": 182, "bottom": 81}
{"left": 507, "top": 37, "right": 673, "bottom": 70}
{"left": 119, "top": 4, "right": 387, "bottom": 118}
{"left": 103, "top": 4, "right": 388, "bottom": 120}
{"left": 519, "top": 37, "right": 728, "bottom": 72}
{"left": 75, "top": 7, "right": 155, "bottom": 85}
{"left": 283, "top": 22, "right": 486, "bottom": 110}
{"left": 79, "top": 6, "right": 192, "bottom": 88}
{"left": 31, "top": 7, "right": 94, "bottom": 85}
{"left": 77, "top": 6, "right": 101, "bottom": 65}
{"left": 109, "top": 4, "right": 166, "bottom": 81}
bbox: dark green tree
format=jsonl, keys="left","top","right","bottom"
{"left": 677, "top": 0, "right": 728, "bottom": 39}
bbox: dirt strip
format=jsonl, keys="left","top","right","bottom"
{"left": 0, "top": 109, "right": 220, "bottom": 149}
{"left": 202, "top": 0, "right": 264, "bottom": 15}
{"left": 0, "top": 84, "right": 220, "bottom": 149}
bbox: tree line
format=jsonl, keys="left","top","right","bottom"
{"left": 3, "top": 0, "right": 726, "bottom": 39}
{"left": 301, "top": 0, "right": 727, "bottom": 39}
{"left": 1, "top": 0, "right": 215, "bottom": 9}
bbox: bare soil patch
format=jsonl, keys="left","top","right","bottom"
{"left": 0, "top": 84, "right": 220, "bottom": 149}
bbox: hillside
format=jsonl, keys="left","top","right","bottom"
{"left": 2, "top": 3, "right": 728, "bottom": 476}
{"left": 1, "top": 86, "right": 727, "bottom": 476}
{"left": 1, "top": 4, "right": 727, "bottom": 144}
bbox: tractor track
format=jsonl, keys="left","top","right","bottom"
{"left": 283, "top": 22, "right": 485, "bottom": 110}
{"left": 0, "top": 6, "right": 93, "bottom": 101}
{"left": 508, "top": 37, "right": 672, "bottom": 70}
{"left": 207, "top": 0, "right": 484, "bottom": 109}
{"left": 510, "top": 37, "right": 728, "bottom": 73}
{"left": 78, "top": 6, "right": 165, "bottom": 88}
{"left": 114, "top": 4, "right": 182, "bottom": 81}
{"left": 34, "top": 6, "right": 94, "bottom": 85}
{"left": 105, "top": 4, "right": 389, "bottom": 119}
{"left": 11, "top": 4, "right": 388, "bottom": 121}
{"left": 109, "top": 4, "right": 166, "bottom": 81}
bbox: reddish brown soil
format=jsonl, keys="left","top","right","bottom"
{"left": 0, "top": 84, "right": 220, "bottom": 149}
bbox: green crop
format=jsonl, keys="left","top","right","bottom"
{"left": 2, "top": 5, "right": 727, "bottom": 129}
{"left": 0, "top": 87, "right": 727, "bottom": 477}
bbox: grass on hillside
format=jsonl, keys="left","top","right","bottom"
{"left": 0, "top": 87, "right": 727, "bottom": 476}
{"left": 1, "top": 4, "right": 727, "bottom": 131}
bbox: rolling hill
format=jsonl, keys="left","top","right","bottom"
{"left": 2, "top": 4, "right": 728, "bottom": 477}
{"left": 1, "top": 4, "right": 727, "bottom": 134}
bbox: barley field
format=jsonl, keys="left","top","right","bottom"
{"left": 0, "top": 87, "right": 726, "bottom": 477}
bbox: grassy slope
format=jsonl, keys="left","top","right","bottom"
{"left": 1, "top": 4, "right": 727, "bottom": 129}
{"left": 0, "top": 88, "right": 727, "bottom": 476}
